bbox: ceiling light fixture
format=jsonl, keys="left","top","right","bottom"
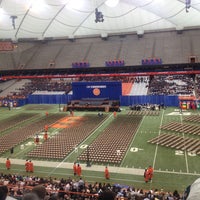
{"left": 105, "top": 0, "right": 119, "bottom": 8}
{"left": 185, "top": 0, "right": 191, "bottom": 12}
{"left": 10, "top": 15, "right": 17, "bottom": 29}
{"left": 95, "top": 8, "right": 104, "bottom": 23}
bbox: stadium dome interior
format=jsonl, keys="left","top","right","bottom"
{"left": 0, "top": 0, "right": 200, "bottom": 40}
{"left": 1, "top": 1, "right": 200, "bottom": 199}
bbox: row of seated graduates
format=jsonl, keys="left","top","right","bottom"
{"left": 72, "top": 61, "right": 90, "bottom": 68}
{"left": 142, "top": 58, "right": 162, "bottom": 65}
{"left": 105, "top": 59, "right": 125, "bottom": 67}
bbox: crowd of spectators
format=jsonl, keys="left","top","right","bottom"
{"left": 78, "top": 76, "right": 134, "bottom": 83}
{"left": 0, "top": 78, "right": 73, "bottom": 104}
{"left": 21, "top": 79, "right": 72, "bottom": 95}
{"left": 0, "top": 74, "right": 198, "bottom": 106}
{"left": 194, "top": 74, "right": 200, "bottom": 98}
{"left": 148, "top": 75, "right": 195, "bottom": 96}
{"left": 0, "top": 172, "right": 188, "bottom": 200}
{"left": 134, "top": 76, "right": 149, "bottom": 84}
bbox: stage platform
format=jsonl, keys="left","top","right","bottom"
{"left": 66, "top": 99, "right": 120, "bottom": 112}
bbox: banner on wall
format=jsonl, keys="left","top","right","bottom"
{"left": 72, "top": 81, "right": 122, "bottom": 100}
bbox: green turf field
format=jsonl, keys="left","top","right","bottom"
{"left": 0, "top": 104, "right": 200, "bottom": 194}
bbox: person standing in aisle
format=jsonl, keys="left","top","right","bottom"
{"left": 29, "top": 160, "right": 34, "bottom": 173}
{"left": 147, "top": 165, "right": 154, "bottom": 182}
{"left": 76, "top": 163, "right": 82, "bottom": 177}
{"left": 25, "top": 159, "right": 29, "bottom": 172}
{"left": 104, "top": 166, "right": 110, "bottom": 179}
{"left": 144, "top": 168, "right": 149, "bottom": 183}
{"left": 6, "top": 158, "right": 11, "bottom": 170}
{"left": 73, "top": 162, "right": 77, "bottom": 176}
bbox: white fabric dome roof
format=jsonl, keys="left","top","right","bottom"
{"left": 0, "top": 0, "right": 199, "bottom": 40}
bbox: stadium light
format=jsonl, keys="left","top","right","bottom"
{"left": 10, "top": 15, "right": 17, "bottom": 29}
{"left": 95, "top": 8, "right": 104, "bottom": 23}
{"left": 186, "top": 0, "right": 191, "bottom": 12}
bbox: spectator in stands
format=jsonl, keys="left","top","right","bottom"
{"left": 0, "top": 185, "right": 8, "bottom": 200}
{"left": 78, "top": 177, "right": 85, "bottom": 191}
{"left": 98, "top": 190, "right": 116, "bottom": 200}
{"left": 5, "top": 158, "right": 11, "bottom": 170}
{"left": 57, "top": 185, "right": 65, "bottom": 199}
{"left": 0, "top": 185, "right": 16, "bottom": 200}
{"left": 0, "top": 171, "right": 185, "bottom": 200}
{"left": 104, "top": 166, "right": 110, "bottom": 180}
{"left": 32, "top": 185, "right": 47, "bottom": 200}
{"left": 22, "top": 192, "right": 40, "bottom": 200}
{"left": 186, "top": 178, "right": 200, "bottom": 200}
{"left": 173, "top": 190, "right": 180, "bottom": 200}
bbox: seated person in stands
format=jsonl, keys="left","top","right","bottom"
{"left": 98, "top": 190, "right": 116, "bottom": 200}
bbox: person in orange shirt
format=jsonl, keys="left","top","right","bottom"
{"left": 25, "top": 159, "right": 29, "bottom": 172}
{"left": 148, "top": 165, "right": 154, "bottom": 181}
{"left": 44, "top": 125, "right": 48, "bottom": 132}
{"left": 73, "top": 162, "right": 77, "bottom": 176}
{"left": 144, "top": 168, "right": 149, "bottom": 183}
{"left": 29, "top": 160, "right": 34, "bottom": 173}
{"left": 44, "top": 132, "right": 48, "bottom": 140}
{"left": 76, "top": 163, "right": 82, "bottom": 176}
{"left": 45, "top": 111, "right": 49, "bottom": 117}
{"left": 113, "top": 111, "right": 117, "bottom": 118}
{"left": 104, "top": 166, "right": 110, "bottom": 179}
{"left": 6, "top": 158, "right": 11, "bottom": 170}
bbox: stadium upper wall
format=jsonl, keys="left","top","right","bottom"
{"left": 0, "top": 29, "right": 200, "bottom": 72}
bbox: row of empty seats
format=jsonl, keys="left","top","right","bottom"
{"left": 28, "top": 115, "right": 107, "bottom": 159}
{"left": 183, "top": 115, "right": 200, "bottom": 123}
{"left": 127, "top": 110, "right": 160, "bottom": 116}
{"left": 1, "top": 29, "right": 200, "bottom": 70}
{"left": 148, "top": 133, "right": 200, "bottom": 154}
{"left": 0, "top": 113, "right": 37, "bottom": 133}
{"left": 160, "top": 122, "right": 200, "bottom": 136}
{"left": 78, "top": 115, "right": 143, "bottom": 164}
{"left": 0, "top": 114, "right": 66, "bottom": 154}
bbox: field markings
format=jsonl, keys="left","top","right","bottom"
{"left": 180, "top": 113, "right": 189, "bottom": 173}
{"left": 152, "top": 109, "right": 165, "bottom": 169}
{"left": 0, "top": 157, "right": 199, "bottom": 177}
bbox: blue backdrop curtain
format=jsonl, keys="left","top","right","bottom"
{"left": 120, "top": 95, "right": 179, "bottom": 107}
{"left": 18, "top": 94, "right": 179, "bottom": 107}
{"left": 27, "top": 94, "right": 72, "bottom": 104}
